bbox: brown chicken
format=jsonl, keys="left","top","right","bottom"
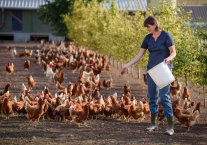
{"left": 92, "top": 65, "right": 102, "bottom": 76}
{"left": 111, "top": 95, "right": 122, "bottom": 117}
{"left": 67, "top": 82, "right": 73, "bottom": 101}
{"left": 170, "top": 81, "right": 182, "bottom": 96}
{"left": 12, "top": 95, "right": 26, "bottom": 115}
{"left": 141, "top": 98, "right": 150, "bottom": 115}
{"left": 70, "top": 60, "right": 77, "bottom": 72}
{"left": 56, "top": 82, "right": 65, "bottom": 91}
{"left": 54, "top": 69, "right": 64, "bottom": 84}
{"left": 25, "top": 96, "right": 38, "bottom": 106}
{"left": 25, "top": 97, "right": 46, "bottom": 122}
{"left": 72, "top": 82, "right": 79, "bottom": 96}
{"left": 70, "top": 104, "right": 90, "bottom": 126}
{"left": 193, "top": 102, "right": 201, "bottom": 114}
{"left": 182, "top": 86, "right": 190, "bottom": 100}
{"left": 1, "top": 96, "right": 14, "bottom": 119}
{"left": 89, "top": 102, "right": 103, "bottom": 119}
{"left": 122, "top": 95, "right": 131, "bottom": 105}
{"left": 103, "top": 78, "right": 112, "bottom": 90}
{"left": 143, "top": 74, "right": 147, "bottom": 85}
{"left": 53, "top": 99, "right": 70, "bottom": 121}
{"left": 92, "top": 88, "right": 100, "bottom": 99}
{"left": 124, "top": 84, "right": 131, "bottom": 97}
{"left": 129, "top": 101, "right": 144, "bottom": 120}
{"left": 172, "top": 98, "right": 181, "bottom": 112}
{"left": 104, "top": 105, "right": 113, "bottom": 118}
{"left": 0, "top": 83, "right": 11, "bottom": 96}
{"left": 120, "top": 102, "right": 131, "bottom": 120}
{"left": 19, "top": 49, "right": 26, "bottom": 57}
{"left": 27, "top": 75, "right": 35, "bottom": 89}
{"left": 6, "top": 62, "right": 14, "bottom": 73}
{"left": 78, "top": 75, "right": 85, "bottom": 84}
{"left": 170, "top": 78, "right": 177, "bottom": 87}
{"left": 24, "top": 59, "right": 31, "bottom": 70}
{"left": 174, "top": 108, "right": 200, "bottom": 130}
{"left": 25, "top": 50, "right": 33, "bottom": 57}
{"left": 76, "top": 83, "right": 85, "bottom": 97}
{"left": 45, "top": 95, "right": 62, "bottom": 120}
{"left": 3, "top": 90, "right": 10, "bottom": 99}
{"left": 8, "top": 46, "right": 12, "bottom": 52}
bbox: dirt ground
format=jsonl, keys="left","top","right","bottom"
{"left": 0, "top": 43, "right": 207, "bottom": 145}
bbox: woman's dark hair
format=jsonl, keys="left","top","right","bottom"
{"left": 144, "top": 16, "right": 162, "bottom": 31}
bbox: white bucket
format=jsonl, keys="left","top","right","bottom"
{"left": 147, "top": 61, "right": 175, "bottom": 89}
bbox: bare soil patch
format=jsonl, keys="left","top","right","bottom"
{"left": 0, "top": 43, "right": 206, "bottom": 145}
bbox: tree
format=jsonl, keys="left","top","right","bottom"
{"left": 38, "top": 0, "right": 104, "bottom": 36}
{"left": 63, "top": 0, "right": 206, "bottom": 86}
{"left": 38, "top": 0, "right": 74, "bottom": 36}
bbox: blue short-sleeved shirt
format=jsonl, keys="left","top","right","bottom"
{"left": 141, "top": 30, "right": 174, "bottom": 70}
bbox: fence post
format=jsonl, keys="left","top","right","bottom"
{"left": 204, "top": 85, "right": 206, "bottom": 107}
{"left": 137, "top": 65, "right": 140, "bottom": 79}
{"left": 117, "top": 61, "right": 119, "bottom": 69}
{"left": 131, "top": 66, "right": 133, "bottom": 78}
{"left": 113, "top": 57, "right": 115, "bottom": 67}
{"left": 109, "top": 56, "right": 111, "bottom": 64}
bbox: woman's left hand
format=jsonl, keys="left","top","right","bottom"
{"left": 165, "top": 58, "right": 171, "bottom": 64}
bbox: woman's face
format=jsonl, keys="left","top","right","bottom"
{"left": 146, "top": 24, "right": 156, "bottom": 33}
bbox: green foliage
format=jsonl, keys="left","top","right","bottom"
{"left": 38, "top": 0, "right": 74, "bottom": 36}
{"left": 193, "top": 26, "right": 207, "bottom": 86}
{"left": 63, "top": 0, "right": 207, "bottom": 85}
{"left": 38, "top": 0, "right": 104, "bottom": 36}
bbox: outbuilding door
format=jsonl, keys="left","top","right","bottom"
{"left": 12, "top": 11, "right": 22, "bottom": 32}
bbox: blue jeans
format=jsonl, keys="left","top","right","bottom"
{"left": 147, "top": 73, "right": 173, "bottom": 117}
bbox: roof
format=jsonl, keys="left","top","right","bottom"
{"left": 101, "top": 0, "right": 147, "bottom": 12}
{"left": 180, "top": 5, "right": 207, "bottom": 21}
{"left": 0, "top": 0, "right": 54, "bottom": 10}
{"left": 1, "top": 0, "right": 147, "bottom": 11}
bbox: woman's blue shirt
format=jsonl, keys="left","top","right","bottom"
{"left": 141, "top": 30, "right": 174, "bottom": 70}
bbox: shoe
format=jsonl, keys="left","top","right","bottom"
{"left": 165, "top": 128, "right": 174, "bottom": 136}
{"left": 146, "top": 125, "right": 158, "bottom": 132}
{"left": 146, "top": 114, "right": 158, "bottom": 132}
{"left": 165, "top": 117, "right": 174, "bottom": 136}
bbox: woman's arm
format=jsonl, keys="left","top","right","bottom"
{"left": 121, "top": 48, "right": 147, "bottom": 75}
{"left": 165, "top": 45, "right": 176, "bottom": 64}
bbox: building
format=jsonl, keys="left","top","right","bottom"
{"left": 180, "top": 5, "right": 207, "bottom": 27}
{"left": 0, "top": 0, "right": 64, "bottom": 42}
{"left": 102, "top": 0, "right": 206, "bottom": 27}
{"left": 101, "top": 0, "right": 176, "bottom": 12}
{"left": 0, "top": 0, "right": 205, "bottom": 42}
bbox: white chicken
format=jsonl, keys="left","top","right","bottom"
{"left": 11, "top": 47, "right": 17, "bottom": 58}
{"left": 46, "top": 64, "right": 54, "bottom": 80}
{"left": 22, "top": 83, "right": 27, "bottom": 93}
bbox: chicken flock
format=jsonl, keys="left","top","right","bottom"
{"left": 0, "top": 41, "right": 201, "bottom": 130}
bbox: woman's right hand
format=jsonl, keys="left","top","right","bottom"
{"left": 121, "top": 67, "right": 128, "bottom": 75}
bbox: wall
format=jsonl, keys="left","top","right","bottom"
{"left": 0, "top": 9, "right": 64, "bottom": 42}
{"left": 22, "top": 10, "right": 51, "bottom": 33}
{"left": 0, "top": 10, "right": 12, "bottom": 32}
{"left": 0, "top": 10, "right": 51, "bottom": 33}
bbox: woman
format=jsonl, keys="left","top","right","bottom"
{"left": 121, "top": 16, "right": 176, "bottom": 136}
